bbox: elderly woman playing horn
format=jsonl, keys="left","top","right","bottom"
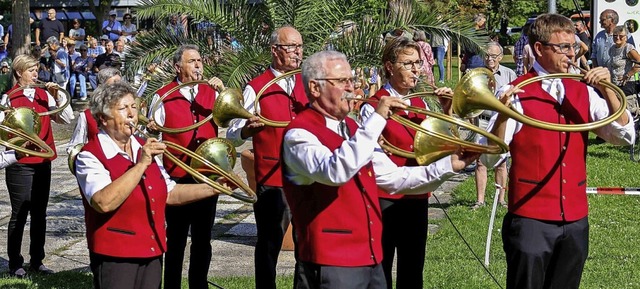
{"left": 0, "top": 54, "right": 73, "bottom": 278}
{"left": 74, "top": 82, "right": 228, "bottom": 289}
{"left": 359, "top": 36, "right": 454, "bottom": 289}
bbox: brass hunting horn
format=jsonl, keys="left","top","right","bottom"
{"left": 128, "top": 123, "right": 257, "bottom": 203}
{"left": 344, "top": 93, "right": 509, "bottom": 165}
{"left": 0, "top": 107, "right": 55, "bottom": 158}
{"left": 147, "top": 80, "right": 243, "bottom": 133}
{"left": 212, "top": 69, "right": 301, "bottom": 128}
{"left": 452, "top": 68, "right": 627, "bottom": 132}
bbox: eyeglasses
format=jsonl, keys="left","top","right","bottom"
{"left": 613, "top": 34, "right": 627, "bottom": 38}
{"left": 485, "top": 53, "right": 502, "bottom": 60}
{"left": 394, "top": 60, "right": 424, "bottom": 70}
{"left": 124, "top": 17, "right": 131, "bottom": 20}
{"left": 540, "top": 41, "right": 577, "bottom": 54}
{"left": 316, "top": 77, "right": 355, "bottom": 88}
{"left": 274, "top": 44, "right": 304, "bottom": 53}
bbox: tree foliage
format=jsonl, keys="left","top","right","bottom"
{"left": 128, "top": 0, "right": 487, "bottom": 96}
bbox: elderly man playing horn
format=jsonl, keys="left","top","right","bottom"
{"left": 481, "top": 14, "right": 635, "bottom": 289}
{"left": 283, "top": 50, "right": 477, "bottom": 289}
{"left": 226, "top": 25, "right": 307, "bottom": 289}
{"left": 148, "top": 44, "right": 224, "bottom": 289}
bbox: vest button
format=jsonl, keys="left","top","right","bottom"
{"left": 151, "top": 210, "right": 155, "bottom": 215}
{"left": 371, "top": 255, "right": 374, "bottom": 259}
{"left": 562, "top": 146, "right": 567, "bottom": 150}
{"left": 151, "top": 247, "right": 155, "bottom": 252}
{"left": 562, "top": 179, "right": 567, "bottom": 184}
{"left": 560, "top": 114, "right": 565, "bottom": 118}
{"left": 151, "top": 235, "right": 155, "bottom": 240}
{"left": 148, "top": 186, "right": 153, "bottom": 190}
{"left": 358, "top": 172, "right": 361, "bottom": 176}
{"left": 151, "top": 198, "right": 155, "bottom": 202}
{"left": 562, "top": 132, "right": 566, "bottom": 135}
{"left": 562, "top": 163, "right": 566, "bottom": 167}
{"left": 562, "top": 196, "right": 566, "bottom": 200}
{"left": 370, "top": 238, "right": 374, "bottom": 242}
{"left": 367, "top": 205, "right": 371, "bottom": 208}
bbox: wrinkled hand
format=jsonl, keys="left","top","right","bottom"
{"left": 375, "top": 97, "right": 406, "bottom": 120}
{"left": 496, "top": 85, "right": 523, "bottom": 107}
{"left": 208, "top": 77, "right": 225, "bottom": 91}
{"left": 241, "top": 116, "right": 265, "bottom": 138}
{"left": 139, "top": 138, "right": 165, "bottom": 166}
{"left": 434, "top": 87, "right": 453, "bottom": 97}
{"left": 450, "top": 151, "right": 480, "bottom": 172}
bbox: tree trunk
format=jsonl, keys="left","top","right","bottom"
{"left": 11, "top": 0, "right": 31, "bottom": 58}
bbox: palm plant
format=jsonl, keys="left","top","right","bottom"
{"left": 127, "top": 0, "right": 487, "bottom": 99}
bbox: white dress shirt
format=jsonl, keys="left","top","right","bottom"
{"left": 67, "top": 111, "right": 88, "bottom": 153}
{"left": 75, "top": 131, "right": 176, "bottom": 202}
{"left": 480, "top": 61, "right": 636, "bottom": 167}
{"left": 226, "top": 67, "right": 295, "bottom": 143}
{"left": 283, "top": 111, "right": 456, "bottom": 195}
{"left": 148, "top": 80, "right": 204, "bottom": 127}
{"left": 360, "top": 83, "right": 426, "bottom": 122}
{"left": 0, "top": 87, "right": 74, "bottom": 124}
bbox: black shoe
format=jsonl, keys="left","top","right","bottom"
{"left": 9, "top": 267, "right": 27, "bottom": 278}
{"left": 30, "top": 264, "right": 54, "bottom": 274}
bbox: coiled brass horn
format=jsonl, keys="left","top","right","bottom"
{"left": 5, "top": 84, "right": 72, "bottom": 117}
{"left": 211, "top": 70, "right": 301, "bottom": 128}
{"left": 345, "top": 95, "right": 509, "bottom": 165}
{"left": 147, "top": 81, "right": 243, "bottom": 133}
{"left": 452, "top": 68, "right": 627, "bottom": 132}
{"left": 0, "top": 107, "right": 55, "bottom": 158}
{"left": 127, "top": 123, "right": 257, "bottom": 203}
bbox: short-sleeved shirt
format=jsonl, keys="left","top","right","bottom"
{"left": 38, "top": 18, "right": 64, "bottom": 43}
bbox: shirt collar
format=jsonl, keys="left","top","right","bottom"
{"left": 97, "top": 130, "right": 142, "bottom": 162}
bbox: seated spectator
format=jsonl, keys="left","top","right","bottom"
{"left": 87, "top": 36, "right": 105, "bottom": 60}
{"left": 70, "top": 44, "right": 93, "bottom": 101}
{"left": 90, "top": 40, "right": 120, "bottom": 89}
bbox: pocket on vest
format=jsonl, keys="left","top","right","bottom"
{"left": 107, "top": 227, "right": 136, "bottom": 235}
{"left": 322, "top": 228, "right": 352, "bottom": 234}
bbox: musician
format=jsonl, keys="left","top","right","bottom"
{"left": 482, "top": 14, "right": 635, "bottom": 289}
{"left": 148, "top": 44, "right": 224, "bottom": 289}
{"left": 359, "top": 37, "right": 453, "bottom": 288}
{"left": 0, "top": 54, "right": 73, "bottom": 277}
{"left": 226, "top": 25, "right": 307, "bottom": 289}
{"left": 67, "top": 68, "right": 122, "bottom": 153}
{"left": 75, "top": 82, "right": 226, "bottom": 289}
{"left": 283, "top": 50, "right": 477, "bottom": 289}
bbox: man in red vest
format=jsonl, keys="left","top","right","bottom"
{"left": 484, "top": 14, "right": 635, "bottom": 289}
{"left": 226, "top": 25, "right": 307, "bottom": 289}
{"left": 282, "top": 50, "right": 477, "bottom": 288}
{"left": 148, "top": 44, "right": 224, "bottom": 289}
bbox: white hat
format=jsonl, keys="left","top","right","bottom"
{"left": 109, "top": 10, "right": 117, "bottom": 16}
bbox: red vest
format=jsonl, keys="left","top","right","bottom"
{"left": 508, "top": 72, "right": 589, "bottom": 221}
{"left": 370, "top": 88, "right": 429, "bottom": 199}
{"left": 84, "top": 109, "right": 99, "bottom": 141}
{"left": 155, "top": 81, "right": 218, "bottom": 178}
{"left": 7, "top": 84, "right": 57, "bottom": 163}
{"left": 283, "top": 108, "right": 382, "bottom": 266}
{"left": 248, "top": 69, "right": 307, "bottom": 186}
{"left": 80, "top": 137, "right": 167, "bottom": 258}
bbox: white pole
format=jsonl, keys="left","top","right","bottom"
{"left": 484, "top": 183, "right": 502, "bottom": 267}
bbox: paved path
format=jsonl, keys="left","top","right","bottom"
{"left": 0, "top": 118, "right": 469, "bottom": 279}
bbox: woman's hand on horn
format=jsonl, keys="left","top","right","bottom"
{"left": 375, "top": 97, "right": 407, "bottom": 120}
{"left": 139, "top": 138, "right": 166, "bottom": 166}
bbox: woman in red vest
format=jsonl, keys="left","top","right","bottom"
{"left": 74, "top": 82, "right": 227, "bottom": 289}
{"left": 360, "top": 37, "right": 453, "bottom": 289}
{"left": 1, "top": 54, "right": 74, "bottom": 277}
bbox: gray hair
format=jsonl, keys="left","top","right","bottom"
{"left": 173, "top": 44, "right": 199, "bottom": 65}
{"left": 269, "top": 25, "right": 295, "bottom": 46}
{"left": 613, "top": 25, "right": 628, "bottom": 36}
{"left": 413, "top": 30, "right": 427, "bottom": 42}
{"left": 90, "top": 81, "right": 137, "bottom": 127}
{"left": 301, "top": 50, "right": 348, "bottom": 98}
{"left": 97, "top": 67, "right": 122, "bottom": 85}
{"left": 46, "top": 36, "right": 59, "bottom": 46}
{"left": 486, "top": 41, "right": 503, "bottom": 54}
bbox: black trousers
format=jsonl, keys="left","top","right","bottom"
{"left": 90, "top": 252, "right": 162, "bottom": 289}
{"left": 502, "top": 213, "right": 589, "bottom": 289}
{"left": 5, "top": 162, "right": 51, "bottom": 271}
{"left": 253, "top": 185, "right": 292, "bottom": 289}
{"left": 163, "top": 178, "right": 219, "bottom": 289}
{"left": 294, "top": 261, "right": 386, "bottom": 289}
{"left": 380, "top": 198, "right": 429, "bottom": 289}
